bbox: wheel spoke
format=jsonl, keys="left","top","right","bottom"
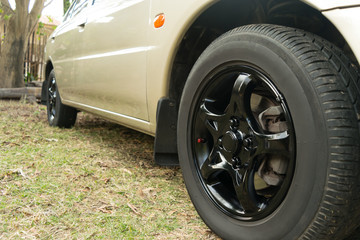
{"left": 228, "top": 74, "right": 255, "bottom": 118}
{"left": 200, "top": 150, "right": 231, "bottom": 183}
{"left": 232, "top": 168, "right": 260, "bottom": 213}
{"left": 199, "top": 99, "right": 226, "bottom": 138}
{"left": 48, "top": 77, "right": 57, "bottom": 119}
{"left": 48, "top": 88, "right": 54, "bottom": 100}
{"left": 254, "top": 130, "right": 290, "bottom": 158}
{"left": 201, "top": 149, "right": 261, "bottom": 212}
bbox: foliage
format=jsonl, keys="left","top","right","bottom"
{"left": 0, "top": 4, "right": 11, "bottom": 21}
{"left": 64, "top": 0, "right": 70, "bottom": 14}
{"left": 36, "top": 21, "right": 45, "bottom": 36}
{"left": 46, "top": 15, "right": 53, "bottom": 23}
{"left": 24, "top": 72, "right": 37, "bottom": 83}
{"left": 2, "top": 14, "right": 10, "bottom": 20}
{"left": 0, "top": 6, "right": 3, "bottom": 46}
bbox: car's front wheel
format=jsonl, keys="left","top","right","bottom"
{"left": 178, "top": 24, "right": 360, "bottom": 239}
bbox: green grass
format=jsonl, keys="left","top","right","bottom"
{"left": 0, "top": 100, "right": 219, "bottom": 239}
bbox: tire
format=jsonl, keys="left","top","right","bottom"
{"left": 177, "top": 24, "right": 360, "bottom": 240}
{"left": 46, "top": 69, "right": 77, "bottom": 128}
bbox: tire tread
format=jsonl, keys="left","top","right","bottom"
{"left": 225, "top": 24, "right": 360, "bottom": 240}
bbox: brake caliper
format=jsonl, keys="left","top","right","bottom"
{"left": 258, "top": 106, "right": 287, "bottom": 133}
{"left": 257, "top": 105, "right": 288, "bottom": 187}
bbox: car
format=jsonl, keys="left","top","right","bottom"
{"left": 41, "top": 0, "right": 360, "bottom": 239}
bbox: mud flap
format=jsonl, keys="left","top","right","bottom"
{"left": 154, "top": 98, "right": 179, "bottom": 166}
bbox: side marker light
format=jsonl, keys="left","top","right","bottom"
{"left": 154, "top": 14, "right": 165, "bottom": 28}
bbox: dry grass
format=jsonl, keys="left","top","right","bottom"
{"left": 0, "top": 100, "right": 219, "bottom": 239}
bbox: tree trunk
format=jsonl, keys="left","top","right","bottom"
{"left": 0, "top": 32, "right": 27, "bottom": 88}
{"left": 0, "top": 0, "right": 45, "bottom": 88}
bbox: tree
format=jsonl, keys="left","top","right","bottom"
{"left": 0, "top": 0, "right": 48, "bottom": 88}
{"left": 63, "top": 0, "right": 70, "bottom": 14}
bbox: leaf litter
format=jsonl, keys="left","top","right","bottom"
{"left": 0, "top": 100, "right": 220, "bottom": 239}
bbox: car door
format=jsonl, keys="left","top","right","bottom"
{"left": 67, "top": 0, "right": 90, "bottom": 98}
{"left": 48, "top": 0, "right": 90, "bottom": 102}
{"left": 73, "top": 0, "right": 150, "bottom": 121}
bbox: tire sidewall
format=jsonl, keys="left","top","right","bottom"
{"left": 178, "top": 32, "right": 328, "bottom": 239}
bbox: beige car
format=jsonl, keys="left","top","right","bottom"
{"left": 42, "top": 0, "right": 360, "bottom": 239}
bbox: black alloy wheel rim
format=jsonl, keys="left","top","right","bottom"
{"left": 48, "top": 76, "right": 57, "bottom": 123}
{"left": 191, "top": 63, "right": 296, "bottom": 221}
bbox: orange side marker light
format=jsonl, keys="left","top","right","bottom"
{"left": 154, "top": 14, "right": 165, "bottom": 28}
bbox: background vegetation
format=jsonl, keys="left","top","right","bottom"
{"left": 0, "top": 0, "right": 47, "bottom": 88}
{"left": 63, "top": 0, "right": 70, "bottom": 14}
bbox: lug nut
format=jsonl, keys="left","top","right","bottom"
{"left": 244, "top": 138, "right": 252, "bottom": 148}
{"left": 229, "top": 118, "right": 239, "bottom": 127}
{"left": 217, "top": 138, "right": 223, "bottom": 146}
{"left": 231, "top": 157, "right": 241, "bottom": 168}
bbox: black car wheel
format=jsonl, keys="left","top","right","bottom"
{"left": 46, "top": 69, "right": 77, "bottom": 128}
{"left": 178, "top": 25, "right": 360, "bottom": 239}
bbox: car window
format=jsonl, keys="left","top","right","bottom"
{"left": 63, "top": 1, "right": 77, "bottom": 21}
{"left": 92, "top": 0, "right": 103, "bottom": 4}
{"left": 72, "top": 0, "right": 89, "bottom": 18}
{"left": 63, "top": 0, "right": 89, "bottom": 21}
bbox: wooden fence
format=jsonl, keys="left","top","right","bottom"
{"left": 24, "top": 29, "right": 50, "bottom": 82}
{"left": 0, "top": 21, "right": 54, "bottom": 82}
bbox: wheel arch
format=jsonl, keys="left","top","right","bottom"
{"left": 168, "top": 0, "right": 358, "bottom": 106}
{"left": 155, "top": 0, "right": 359, "bottom": 165}
{"left": 45, "top": 60, "right": 54, "bottom": 81}
{"left": 41, "top": 60, "right": 54, "bottom": 105}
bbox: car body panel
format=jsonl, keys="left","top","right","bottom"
{"left": 144, "top": 0, "right": 360, "bottom": 134}
{"left": 49, "top": 0, "right": 90, "bottom": 102}
{"left": 146, "top": 0, "right": 217, "bottom": 133}
{"left": 70, "top": 0, "right": 150, "bottom": 122}
{"left": 322, "top": 7, "right": 360, "bottom": 63}
{"left": 44, "top": 0, "right": 360, "bottom": 136}
{"left": 46, "top": 0, "right": 152, "bottom": 134}
{"left": 302, "top": 0, "right": 360, "bottom": 10}
{"left": 47, "top": 12, "right": 83, "bottom": 102}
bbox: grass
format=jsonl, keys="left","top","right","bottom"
{"left": 0, "top": 100, "right": 219, "bottom": 239}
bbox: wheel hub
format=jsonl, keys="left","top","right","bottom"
{"left": 221, "top": 130, "right": 242, "bottom": 154}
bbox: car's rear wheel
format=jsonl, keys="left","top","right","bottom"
{"left": 178, "top": 24, "right": 360, "bottom": 239}
{"left": 46, "top": 69, "right": 77, "bottom": 128}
